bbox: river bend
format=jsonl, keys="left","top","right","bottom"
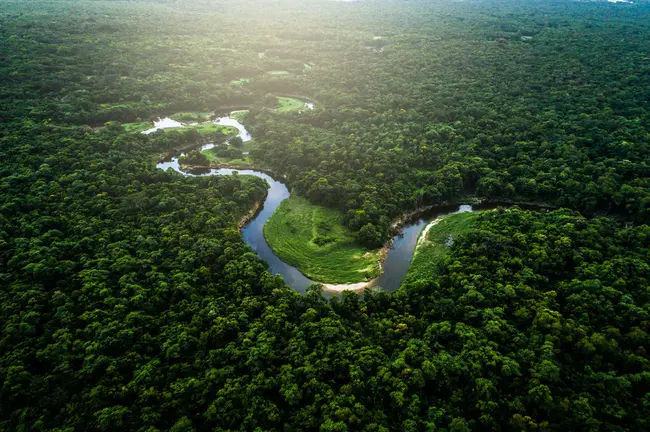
{"left": 155, "top": 113, "right": 481, "bottom": 293}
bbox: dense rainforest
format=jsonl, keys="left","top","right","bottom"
{"left": 1, "top": 0, "right": 649, "bottom": 430}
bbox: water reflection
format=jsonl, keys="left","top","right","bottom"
{"left": 143, "top": 117, "right": 184, "bottom": 134}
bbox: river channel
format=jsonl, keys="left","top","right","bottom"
{"left": 154, "top": 112, "right": 485, "bottom": 293}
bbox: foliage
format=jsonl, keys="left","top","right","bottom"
{"left": 264, "top": 196, "right": 381, "bottom": 283}
{"left": 230, "top": 136, "right": 244, "bottom": 147}
{"left": 176, "top": 123, "right": 238, "bottom": 137}
{"left": 201, "top": 145, "right": 250, "bottom": 165}
{"left": 274, "top": 96, "right": 310, "bottom": 113}
{"left": 1, "top": 0, "right": 650, "bottom": 431}
{"left": 178, "top": 149, "right": 209, "bottom": 166}
{"left": 405, "top": 211, "right": 479, "bottom": 284}
{"left": 122, "top": 122, "right": 151, "bottom": 133}
{"left": 169, "top": 112, "right": 212, "bottom": 122}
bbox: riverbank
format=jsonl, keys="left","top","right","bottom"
{"left": 273, "top": 93, "right": 321, "bottom": 109}
{"left": 320, "top": 205, "right": 478, "bottom": 293}
{"left": 177, "top": 162, "right": 287, "bottom": 183}
{"left": 263, "top": 196, "right": 382, "bottom": 284}
{"left": 156, "top": 136, "right": 232, "bottom": 163}
{"left": 269, "top": 201, "right": 482, "bottom": 293}
{"left": 238, "top": 198, "right": 265, "bottom": 231}
{"left": 153, "top": 119, "right": 553, "bottom": 294}
{"left": 403, "top": 211, "right": 480, "bottom": 285}
{"left": 476, "top": 198, "right": 557, "bottom": 210}
{"left": 275, "top": 97, "right": 311, "bottom": 113}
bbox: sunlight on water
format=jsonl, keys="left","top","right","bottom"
{"left": 213, "top": 116, "right": 252, "bottom": 142}
{"left": 142, "top": 117, "right": 184, "bottom": 134}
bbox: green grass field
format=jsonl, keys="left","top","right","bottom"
{"left": 403, "top": 211, "right": 480, "bottom": 284}
{"left": 122, "top": 122, "right": 150, "bottom": 133}
{"left": 150, "top": 122, "right": 237, "bottom": 136}
{"left": 230, "top": 78, "right": 250, "bottom": 85}
{"left": 230, "top": 110, "right": 249, "bottom": 122}
{"left": 274, "top": 97, "right": 308, "bottom": 113}
{"left": 264, "top": 196, "right": 382, "bottom": 283}
{"left": 177, "top": 123, "right": 237, "bottom": 136}
{"left": 121, "top": 112, "right": 236, "bottom": 136}
{"left": 169, "top": 111, "right": 211, "bottom": 122}
{"left": 268, "top": 70, "right": 290, "bottom": 76}
{"left": 201, "top": 149, "right": 253, "bottom": 166}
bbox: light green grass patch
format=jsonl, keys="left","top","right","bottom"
{"left": 201, "top": 149, "right": 253, "bottom": 166}
{"left": 230, "top": 110, "right": 249, "bottom": 122}
{"left": 169, "top": 111, "right": 211, "bottom": 122}
{"left": 153, "top": 123, "right": 238, "bottom": 136}
{"left": 177, "top": 123, "right": 238, "bottom": 136}
{"left": 122, "top": 122, "right": 150, "bottom": 133}
{"left": 230, "top": 78, "right": 250, "bottom": 85}
{"left": 274, "top": 97, "right": 308, "bottom": 113}
{"left": 404, "top": 211, "right": 480, "bottom": 285}
{"left": 268, "top": 70, "right": 290, "bottom": 76}
{"left": 200, "top": 138, "right": 256, "bottom": 163}
{"left": 264, "top": 196, "right": 382, "bottom": 283}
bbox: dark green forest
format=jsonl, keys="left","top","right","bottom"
{"left": 1, "top": 0, "right": 649, "bottom": 430}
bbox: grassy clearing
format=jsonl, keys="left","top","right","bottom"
{"left": 122, "top": 122, "right": 150, "bottom": 133}
{"left": 169, "top": 111, "right": 211, "bottom": 122}
{"left": 200, "top": 137, "right": 256, "bottom": 165}
{"left": 202, "top": 151, "right": 253, "bottom": 166}
{"left": 274, "top": 97, "right": 308, "bottom": 113}
{"left": 230, "top": 78, "right": 250, "bottom": 85}
{"left": 268, "top": 70, "right": 290, "bottom": 76}
{"left": 404, "top": 212, "right": 480, "bottom": 284}
{"left": 122, "top": 116, "right": 237, "bottom": 136}
{"left": 264, "top": 196, "right": 382, "bottom": 283}
{"left": 230, "top": 110, "right": 249, "bottom": 122}
{"left": 176, "top": 123, "right": 238, "bottom": 136}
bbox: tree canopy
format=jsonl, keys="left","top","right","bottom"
{"left": 1, "top": 0, "right": 649, "bottom": 430}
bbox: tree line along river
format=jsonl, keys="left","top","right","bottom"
{"left": 153, "top": 110, "right": 502, "bottom": 294}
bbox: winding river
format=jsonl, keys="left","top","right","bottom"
{"left": 155, "top": 112, "right": 483, "bottom": 294}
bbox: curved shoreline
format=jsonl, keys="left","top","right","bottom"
{"left": 273, "top": 93, "right": 322, "bottom": 109}
{"left": 414, "top": 216, "right": 445, "bottom": 256}
{"left": 155, "top": 113, "right": 557, "bottom": 294}
{"left": 175, "top": 159, "right": 525, "bottom": 292}
{"left": 179, "top": 163, "right": 287, "bottom": 183}
{"left": 261, "top": 214, "right": 388, "bottom": 290}
{"left": 156, "top": 135, "right": 233, "bottom": 163}
{"left": 321, "top": 205, "right": 478, "bottom": 292}
{"left": 323, "top": 281, "right": 371, "bottom": 292}
{"left": 177, "top": 160, "right": 389, "bottom": 291}
{"left": 238, "top": 198, "right": 265, "bottom": 231}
